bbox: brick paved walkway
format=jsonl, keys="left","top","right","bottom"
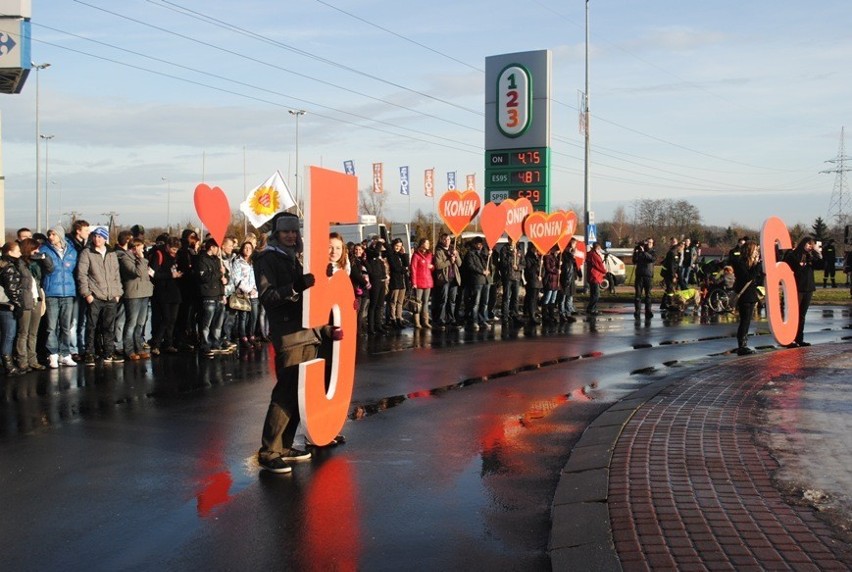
{"left": 608, "top": 356, "right": 852, "bottom": 570}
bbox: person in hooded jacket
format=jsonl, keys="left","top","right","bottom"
{"left": 65, "top": 219, "right": 91, "bottom": 360}
{"left": 76, "top": 226, "right": 124, "bottom": 365}
{"left": 119, "top": 238, "right": 154, "bottom": 360}
{"left": 364, "top": 245, "right": 388, "bottom": 335}
{"left": 149, "top": 237, "right": 182, "bottom": 355}
{"left": 523, "top": 246, "right": 543, "bottom": 324}
{"left": 19, "top": 238, "right": 53, "bottom": 370}
{"left": 42, "top": 225, "right": 79, "bottom": 368}
{"left": 0, "top": 242, "right": 31, "bottom": 374}
{"left": 253, "top": 212, "right": 316, "bottom": 474}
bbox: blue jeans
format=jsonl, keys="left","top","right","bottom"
{"left": 237, "top": 298, "right": 260, "bottom": 339}
{"left": 123, "top": 297, "right": 150, "bottom": 354}
{"left": 198, "top": 298, "right": 222, "bottom": 352}
{"left": 464, "top": 284, "right": 484, "bottom": 324}
{"left": 0, "top": 309, "right": 16, "bottom": 356}
{"left": 45, "top": 296, "right": 75, "bottom": 356}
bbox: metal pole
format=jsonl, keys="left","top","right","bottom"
{"left": 33, "top": 62, "right": 51, "bottom": 233}
{"left": 289, "top": 109, "right": 306, "bottom": 210}
{"left": 583, "top": 0, "right": 591, "bottom": 243}
{"left": 41, "top": 134, "right": 54, "bottom": 231}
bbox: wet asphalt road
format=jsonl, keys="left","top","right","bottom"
{"left": 1, "top": 305, "right": 849, "bottom": 570}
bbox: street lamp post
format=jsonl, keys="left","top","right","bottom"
{"left": 41, "top": 134, "right": 54, "bottom": 231}
{"left": 288, "top": 109, "right": 306, "bottom": 209}
{"left": 161, "top": 177, "right": 171, "bottom": 234}
{"left": 33, "top": 61, "right": 51, "bottom": 233}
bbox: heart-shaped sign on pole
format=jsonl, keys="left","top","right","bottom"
{"left": 501, "top": 197, "right": 533, "bottom": 242}
{"left": 479, "top": 202, "right": 506, "bottom": 249}
{"left": 194, "top": 183, "right": 231, "bottom": 247}
{"left": 556, "top": 210, "right": 580, "bottom": 252}
{"left": 438, "top": 189, "right": 481, "bottom": 236}
{"left": 523, "top": 210, "right": 569, "bottom": 254}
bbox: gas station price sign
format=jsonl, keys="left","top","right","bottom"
{"left": 485, "top": 147, "right": 551, "bottom": 211}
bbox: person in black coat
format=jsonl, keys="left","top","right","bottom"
{"left": 385, "top": 238, "right": 409, "bottom": 328}
{"left": 523, "top": 247, "right": 543, "bottom": 324}
{"left": 632, "top": 238, "right": 656, "bottom": 319}
{"left": 149, "top": 237, "right": 183, "bottom": 354}
{"left": 732, "top": 241, "right": 764, "bottom": 355}
{"left": 364, "top": 245, "right": 388, "bottom": 335}
{"left": 783, "top": 236, "right": 822, "bottom": 347}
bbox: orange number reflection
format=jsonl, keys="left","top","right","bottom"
{"left": 300, "top": 166, "right": 359, "bottom": 446}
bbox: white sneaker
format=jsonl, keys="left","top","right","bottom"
{"left": 49, "top": 354, "right": 59, "bottom": 369}
{"left": 59, "top": 355, "right": 77, "bottom": 367}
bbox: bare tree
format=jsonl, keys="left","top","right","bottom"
{"left": 359, "top": 188, "right": 388, "bottom": 222}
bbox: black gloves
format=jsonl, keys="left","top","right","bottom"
{"left": 294, "top": 273, "right": 315, "bottom": 293}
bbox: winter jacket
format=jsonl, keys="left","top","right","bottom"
{"left": 0, "top": 256, "right": 36, "bottom": 312}
{"left": 783, "top": 247, "right": 821, "bottom": 293}
{"left": 43, "top": 241, "right": 79, "bottom": 298}
{"left": 633, "top": 245, "right": 656, "bottom": 278}
{"left": 433, "top": 244, "right": 461, "bottom": 287}
{"left": 560, "top": 250, "right": 578, "bottom": 295}
{"left": 409, "top": 250, "right": 434, "bottom": 289}
{"left": 119, "top": 251, "right": 155, "bottom": 299}
{"left": 499, "top": 245, "right": 523, "bottom": 282}
{"left": 76, "top": 245, "right": 123, "bottom": 301}
{"left": 587, "top": 249, "right": 607, "bottom": 285}
{"left": 523, "top": 250, "right": 543, "bottom": 289}
{"left": 386, "top": 250, "right": 409, "bottom": 291}
{"left": 349, "top": 254, "right": 369, "bottom": 298}
{"left": 195, "top": 252, "right": 224, "bottom": 299}
{"left": 543, "top": 252, "right": 560, "bottom": 291}
{"left": 732, "top": 257, "right": 764, "bottom": 304}
{"left": 231, "top": 257, "right": 258, "bottom": 298}
{"left": 365, "top": 249, "right": 388, "bottom": 293}
{"left": 462, "top": 247, "right": 489, "bottom": 287}
{"left": 253, "top": 242, "right": 305, "bottom": 337}
{"left": 151, "top": 250, "right": 182, "bottom": 304}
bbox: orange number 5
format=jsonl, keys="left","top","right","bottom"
{"left": 300, "top": 166, "right": 359, "bottom": 446}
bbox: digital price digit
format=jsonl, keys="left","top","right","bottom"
{"left": 513, "top": 170, "right": 542, "bottom": 184}
{"left": 515, "top": 189, "right": 541, "bottom": 203}
{"left": 497, "top": 64, "right": 531, "bottom": 137}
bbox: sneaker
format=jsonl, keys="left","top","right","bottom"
{"left": 59, "top": 355, "right": 77, "bottom": 367}
{"left": 84, "top": 354, "right": 96, "bottom": 367}
{"left": 49, "top": 354, "right": 60, "bottom": 369}
{"left": 258, "top": 456, "right": 292, "bottom": 475}
{"left": 104, "top": 353, "right": 125, "bottom": 363}
{"left": 280, "top": 448, "right": 311, "bottom": 462}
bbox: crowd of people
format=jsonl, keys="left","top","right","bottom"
{"left": 0, "top": 221, "right": 269, "bottom": 376}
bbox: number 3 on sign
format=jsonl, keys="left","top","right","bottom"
{"left": 497, "top": 64, "right": 531, "bottom": 137}
{"left": 760, "top": 217, "right": 799, "bottom": 346}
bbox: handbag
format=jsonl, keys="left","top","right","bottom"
{"left": 228, "top": 281, "right": 252, "bottom": 312}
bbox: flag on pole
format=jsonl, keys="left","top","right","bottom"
{"left": 466, "top": 174, "right": 476, "bottom": 191}
{"left": 399, "top": 166, "right": 410, "bottom": 196}
{"left": 447, "top": 171, "right": 457, "bottom": 191}
{"left": 343, "top": 160, "right": 355, "bottom": 175}
{"left": 239, "top": 171, "right": 295, "bottom": 229}
{"left": 424, "top": 168, "right": 434, "bottom": 197}
{"left": 372, "top": 163, "right": 384, "bottom": 194}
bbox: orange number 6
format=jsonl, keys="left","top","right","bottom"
{"left": 760, "top": 216, "right": 799, "bottom": 346}
{"left": 300, "top": 166, "right": 359, "bottom": 446}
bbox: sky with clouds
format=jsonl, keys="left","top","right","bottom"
{"left": 1, "top": 0, "right": 850, "bottom": 234}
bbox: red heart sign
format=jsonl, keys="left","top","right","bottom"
{"left": 523, "top": 210, "right": 569, "bottom": 254}
{"left": 438, "top": 190, "right": 481, "bottom": 236}
{"left": 556, "top": 210, "right": 579, "bottom": 252}
{"left": 501, "top": 197, "right": 533, "bottom": 242}
{"left": 194, "top": 183, "right": 231, "bottom": 247}
{"left": 479, "top": 202, "right": 505, "bottom": 249}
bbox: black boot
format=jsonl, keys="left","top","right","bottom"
{"left": 633, "top": 301, "right": 641, "bottom": 319}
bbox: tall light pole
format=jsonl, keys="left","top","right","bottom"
{"left": 583, "top": 0, "right": 591, "bottom": 245}
{"left": 41, "top": 134, "right": 54, "bottom": 232}
{"left": 288, "top": 109, "right": 306, "bottom": 209}
{"left": 33, "top": 62, "right": 51, "bottom": 233}
{"left": 51, "top": 180, "right": 61, "bottom": 226}
{"left": 161, "top": 177, "right": 171, "bottom": 234}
